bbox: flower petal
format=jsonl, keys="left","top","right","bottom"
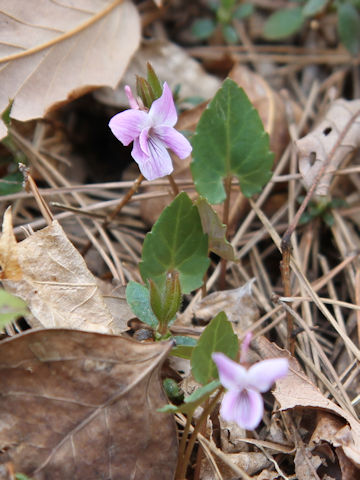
{"left": 148, "top": 82, "right": 177, "bottom": 127}
{"left": 132, "top": 136, "right": 173, "bottom": 181}
{"left": 233, "top": 389, "right": 264, "bottom": 430}
{"left": 219, "top": 390, "right": 241, "bottom": 423}
{"left": 212, "top": 353, "right": 247, "bottom": 391}
{"left": 247, "top": 358, "right": 288, "bottom": 393}
{"left": 109, "top": 109, "right": 148, "bottom": 146}
{"left": 125, "top": 85, "right": 140, "bottom": 110}
{"left": 153, "top": 125, "right": 192, "bottom": 159}
{"left": 219, "top": 389, "right": 264, "bottom": 430}
{"left": 139, "top": 127, "right": 151, "bottom": 155}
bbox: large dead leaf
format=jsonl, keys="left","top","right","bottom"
{"left": 253, "top": 336, "right": 360, "bottom": 468}
{"left": 0, "top": 0, "right": 141, "bottom": 139}
{"left": 0, "top": 329, "right": 177, "bottom": 479}
{"left": 193, "top": 281, "right": 259, "bottom": 333}
{"left": 296, "top": 98, "right": 360, "bottom": 196}
{"left": 0, "top": 208, "right": 115, "bottom": 333}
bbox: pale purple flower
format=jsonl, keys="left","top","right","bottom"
{"left": 212, "top": 352, "right": 288, "bottom": 430}
{"left": 109, "top": 82, "right": 192, "bottom": 181}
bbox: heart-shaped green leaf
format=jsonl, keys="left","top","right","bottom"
{"left": 139, "top": 192, "right": 210, "bottom": 294}
{"left": 191, "top": 311, "right": 238, "bottom": 385}
{"left": 191, "top": 78, "right": 274, "bottom": 204}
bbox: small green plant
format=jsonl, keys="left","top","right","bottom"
{"left": 191, "top": 0, "right": 254, "bottom": 44}
{"left": 263, "top": 0, "right": 360, "bottom": 56}
{"left": 298, "top": 195, "right": 347, "bottom": 227}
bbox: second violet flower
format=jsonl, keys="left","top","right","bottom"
{"left": 212, "top": 351, "right": 288, "bottom": 430}
{"left": 109, "top": 82, "right": 192, "bottom": 181}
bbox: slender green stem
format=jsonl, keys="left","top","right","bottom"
{"left": 175, "top": 388, "right": 223, "bottom": 480}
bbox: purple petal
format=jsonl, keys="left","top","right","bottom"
{"left": 139, "top": 127, "right": 151, "bottom": 155}
{"left": 212, "top": 353, "right": 247, "bottom": 391}
{"left": 109, "top": 109, "right": 148, "bottom": 146}
{"left": 148, "top": 82, "right": 177, "bottom": 127}
{"left": 247, "top": 358, "right": 288, "bottom": 393}
{"left": 125, "top": 85, "right": 140, "bottom": 110}
{"left": 233, "top": 389, "right": 264, "bottom": 430}
{"left": 153, "top": 125, "right": 192, "bottom": 159}
{"left": 132, "top": 136, "right": 173, "bottom": 181}
{"left": 220, "top": 389, "right": 264, "bottom": 430}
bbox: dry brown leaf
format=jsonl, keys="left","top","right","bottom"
{"left": 0, "top": 0, "right": 140, "bottom": 139}
{"left": 0, "top": 329, "right": 177, "bottom": 479}
{"left": 311, "top": 412, "right": 360, "bottom": 479}
{"left": 0, "top": 208, "right": 115, "bottom": 333}
{"left": 253, "top": 336, "right": 360, "bottom": 468}
{"left": 296, "top": 99, "right": 360, "bottom": 196}
{"left": 294, "top": 448, "right": 323, "bottom": 480}
{"left": 200, "top": 451, "right": 270, "bottom": 479}
{"left": 194, "top": 280, "right": 259, "bottom": 333}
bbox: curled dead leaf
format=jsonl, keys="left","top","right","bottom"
{"left": 0, "top": 329, "right": 177, "bottom": 479}
{"left": 253, "top": 336, "right": 360, "bottom": 468}
{"left": 296, "top": 99, "right": 360, "bottom": 196}
{"left": 0, "top": 208, "right": 115, "bottom": 333}
{"left": 194, "top": 281, "right": 259, "bottom": 333}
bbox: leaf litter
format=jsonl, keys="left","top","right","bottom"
{"left": 1, "top": 2, "right": 360, "bottom": 479}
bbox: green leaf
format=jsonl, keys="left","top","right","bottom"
{"left": 195, "top": 197, "right": 236, "bottom": 261}
{"left": 16, "top": 474, "right": 33, "bottom": 480}
{"left": 171, "top": 335, "right": 197, "bottom": 359}
{"left": 191, "top": 18, "right": 216, "bottom": 39}
{"left": 146, "top": 63, "right": 163, "bottom": 99}
{"left": 0, "top": 171, "right": 23, "bottom": 196}
{"left": 158, "top": 379, "right": 221, "bottom": 414}
{"left": 263, "top": 8, "right": 305, "bottom": 39}
{"left": 233, "top": 3, "right": 254, "bottom": 20}
{"left": 222, "top": 24, "right": 238, "bottom": 44}
{"left": 337, "top": 3, "right": 360, "bottom": 55}
{"left": 191, "top": 78, "right": 274, "bottom": 204}
{"left": 0, "top": 289, "right": 29, "bottom": 329}
{"left": 126, "top": 281, "right": 158, "bottom": 328}
{"left": 191, "top": 311, "right": 238, "bottom": 385}
{"left": 139, "top": 192, "right": 210, "bottom": 294}
{"left": 302, "top": 0, "right": 328, "bottom": 17}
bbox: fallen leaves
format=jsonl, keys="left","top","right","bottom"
{"left": 0, "top": 0, "right": 141, "bottom": 139}
{"left": 0, "top": 329, "right": 177, "bottom": 480}
{"left": 0, "top": 208, "right": 115, "bottom": 333}
{"left": 254, "top": 336, "right": 360, "bottom": 473}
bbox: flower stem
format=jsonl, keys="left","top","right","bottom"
{"left": 168, "top": 174, "right": 180, "bottom": 197}
{"left": 175, "top": 411, "right": 193, "bottom": 480}
{"left": 219, "top": 176, "right": 232, "bottom": 289}
{"left": 175, "top": 388, "right": 223, "bottom": 480}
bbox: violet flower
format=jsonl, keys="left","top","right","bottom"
{"left": 109, "top": 83, "right": 192, "bottom": 181}
{"left": 212, "top": 352, "right": 288, "bottom": 430}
